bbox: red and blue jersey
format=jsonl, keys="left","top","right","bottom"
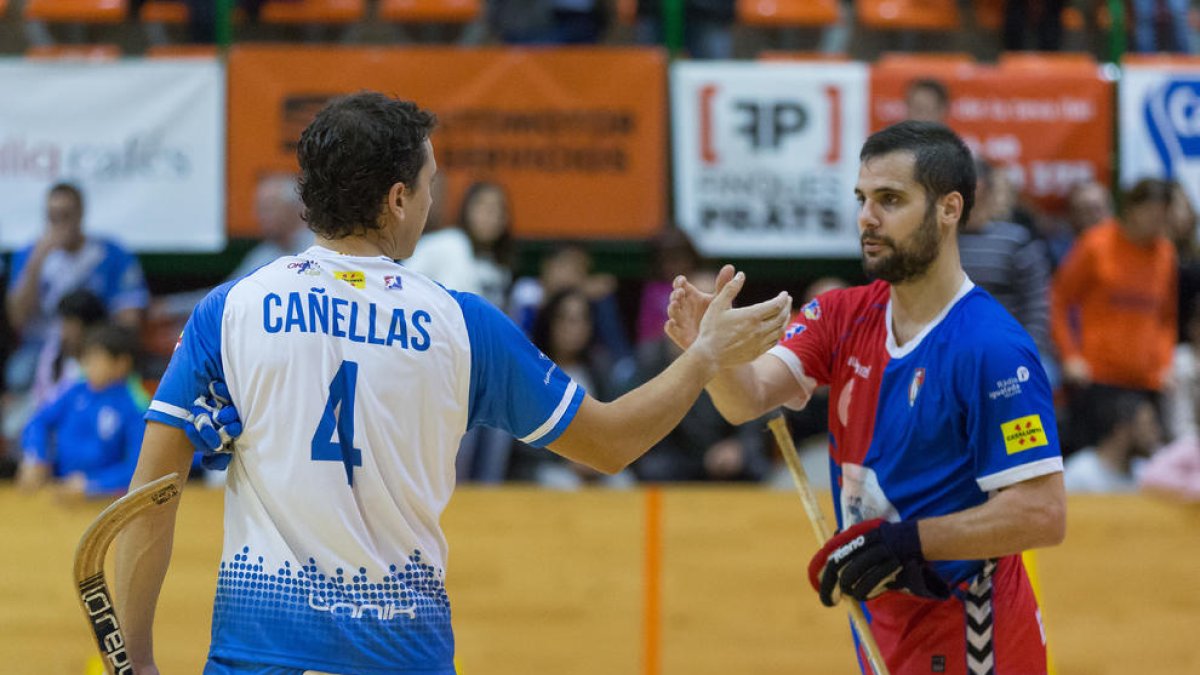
{"left": 770, "top": 278, "right": 1062, "bottom": 674}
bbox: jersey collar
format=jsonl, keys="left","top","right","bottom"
{"left": 885, "top": 276, "right": 975, "bottom": 359}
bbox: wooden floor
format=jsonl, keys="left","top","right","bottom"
{"left": 0, "top": 485, "right": 1197, "bottom": 674}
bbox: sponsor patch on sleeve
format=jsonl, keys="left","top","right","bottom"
{"left": 1001, "top": 414, "right": 1048, "bottom": 454}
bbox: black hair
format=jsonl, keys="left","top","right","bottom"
{"left": 1092, "top": 389, "right": 1153, "bottom": 441}
{"left": 531, "top": 288, "right": 593, "bottom": 359}
{"left": 57, "top": 289, "right": 107, "bottom": 325}
{"left": 905, "top": 78, "right": 950, "bottom": 109}
{"left": 861, "top": 120, "right": 976, "bottom": 229}
{"left": 297, "top": 92, "right": 437, "bottom": 239}
{"left": 49, "top": 181, "right": 84, "bottom": 211}
{"left": 1124, "top": 178, "right": 1174, "bottom": 210}
{"left": 457, "top": 180, "right": 514, "bottom": 265}
{"left": 82, "top": 324, "right": 139, "bottom": 361}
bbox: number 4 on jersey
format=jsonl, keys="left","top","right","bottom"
{"left": 311, "top": 360, "right": 363, "bottom": 485}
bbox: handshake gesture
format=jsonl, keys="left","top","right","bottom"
{"left": 667, "top": 264, "right": 792, "bottom": 367}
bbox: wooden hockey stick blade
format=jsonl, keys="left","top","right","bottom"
{"left": 74, "top": 473, "right": 182, "bottom": 675}
{"left": 767, "top": 414, "right": 891, "bottom": 675}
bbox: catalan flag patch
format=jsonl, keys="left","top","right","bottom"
{"left": 335, "top": 270, "right": 365, "bottom": 289}
{"left": 1001, "top": 414, "right": 1048, "bottom": 455}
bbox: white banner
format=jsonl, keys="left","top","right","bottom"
{"left": 1120, "top": 64, "right": 1200, "bottom": 210}
{"left": 0, "top": 59, "right": 225, "bottom": 252}
{"left": 671, "top": 62, "right": 868, "bottom": 258}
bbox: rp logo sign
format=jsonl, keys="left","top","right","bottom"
{"left": 698, "top": 84, "right": 842, "bottom": 165}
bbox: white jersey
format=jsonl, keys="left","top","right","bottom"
{"left": 147, "top": 245, "right": 583, "bottom": 673}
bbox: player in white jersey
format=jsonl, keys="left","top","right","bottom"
{"left": 113, "top": 92, "right": 792, "bottom": 675}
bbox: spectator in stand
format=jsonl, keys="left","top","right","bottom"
{"left": 489, "top": 0, "right": 608, "bottom": 44}
{"left": 633, "top": 270, "right": 771, "bottom": 482}
{"left": 634, "top": 0, "right": 734, "bottom": 59}
{"left": 1167, "top": 182, "right": 1200, "bottom": 342}
{"left": 511, "top": 288, "right": 636, "bottom": 488}
{"left": 1165, "top": 296, "right": 1200, "bottom": 442}
{"left": 1003, "top": 0, "right": 1067, "bottom": 52}
{"left": 153, "top": 173, "right": 313, "bottom": 322}
{"left": 959, "top": 158, "right": 1055, "bottom": 383}
{"left": 1131, "top": 0, "right": 1193, "bottom": 53}
{"left": 15, "top": 325, "right": 145, "bottom": 501}
{"left": 1051, "top": 178, "right": 1177, "bottom": 451}
{"left": 31, "top": 290, "right": 109, "bottom": 412}
{"left": 5, "top": 182, "right": 148, "bottom": 398}
{"left": 1139, "top": 436, "right": 1200, "bottom": 502}
{"left": 406, "top": 181, "right": 514, "bottom": 310}
{"left": 636, "top": 227, "right": 702, "bottom": 346}
{"left": 1064, "top": 389, "right": 1160, "bottom": 492}
{"left": 904, "top": 78, "right": 950, "bottom": 124}
{"left": 1044, "top": 179, "right": 1113, "bottom": 268}
{"left": 509, "top": 244, "right": 633, "bottom": 366}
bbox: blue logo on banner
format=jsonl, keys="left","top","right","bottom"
{"left": 1144, "top": 79, "right": 1200, "bottom": 177}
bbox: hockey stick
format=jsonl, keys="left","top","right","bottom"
{"left": 74, "top": 473, "right": 182, "bottom": 675}
{"left": 767, "top": 414, "right": 890, "bottom": 675}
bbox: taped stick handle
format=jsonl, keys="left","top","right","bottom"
{"left": 768, "top": 415, "right": 891, "bottom": 675}
{"left": 74, "top": 473, "right": 182, "bottom": 675}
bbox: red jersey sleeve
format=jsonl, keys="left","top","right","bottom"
{"left": 768, "top": 291, "right": 838, "bottom": 388}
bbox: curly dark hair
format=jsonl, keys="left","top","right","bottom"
{"left": 297, "top": 92, "right": 437, "bottom": 239}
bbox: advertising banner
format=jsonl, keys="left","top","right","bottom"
{"left": 671, "top": 62, "right": 869, "bottom": 258}
{"left": 228, "top": 46, "right": 666, "bottom": 240}
{"left": 872, "top": 59, "right": 1114, "bottom": 213}
{"left": 1120, "top": 59, "right": 1200, "bottom": 209}
{"left": 0, "top": 60, "right": 225, "bottom": 251}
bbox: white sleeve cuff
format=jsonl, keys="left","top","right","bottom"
{"left": 766, "top": 346, "right": 815, "bottom": 410}
{"left": 977, "top": 456, "right": 1064, "bottom": 492}
{"left": 519, "top": 381, "right": 579, "bottom": 445}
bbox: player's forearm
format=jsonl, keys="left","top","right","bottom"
{"left": 916, "top": 472, "right": 1066, "bottom": 561}
{"left": 551, "top": 346, "right": 718, "bottom": 473}
{"left": 114, "top": 424, "right": 195, "bottom": 667}
{"left": 706, "top": 362, "right": 774, "bottom": 425}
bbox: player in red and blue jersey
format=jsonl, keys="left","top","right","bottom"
{"left": 667, "top": 121, "right": 1066, "bottom": 675}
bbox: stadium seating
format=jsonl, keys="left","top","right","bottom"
{"left": 378, "top": 0, "right": 479, "bottom": 25}
{"left": 260, "top": 0, "right": 365, "bottom": 24}
{"left": 737, "top": 0, "right": 839, "bottom": 27}
{"left": 23, "top": 0, "right": 128, "bottom": 23}
{"left": 758, "top": 50, "right": 849, "bottom": 61}
{"left": 998, "top": 51, "right": 1097, "bottom": 72}
{"left": 146, "top": 44, "right": 220, "bottom": 57}
{"left": 857, "top": 0, "right": 959, "bottom": 31}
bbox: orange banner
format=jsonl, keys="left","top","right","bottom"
{"left": 227, "top": 46, "right": 667, "bottom": 239}
{"left": 871, "top": 58, "right": 1113, "bottom": 212}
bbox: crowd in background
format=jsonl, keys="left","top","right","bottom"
{"left": 4, "top": 67, "right": 1200, "bottom": 503}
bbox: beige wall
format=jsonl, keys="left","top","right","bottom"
{"left": 1, "top": 486, "right": 1197, "bottom": 674}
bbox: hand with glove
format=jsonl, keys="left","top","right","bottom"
{"left": 185, "top": 381, "right": 243, "bottom": 470}
{"left": 807, "top": 518, "right": 950, "bottom": 607}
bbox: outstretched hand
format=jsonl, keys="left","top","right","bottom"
{"left": 686, "top": 266, "right": 792, "bottom": 369}
{"left": 665, "top": 265, "right": 737, "bottom": 350}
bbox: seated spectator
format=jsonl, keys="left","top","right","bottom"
{"left": 1003, "top": 0, "right": 1067, "bottom": 52}
{"left": 406, "top": 180, "right": 514, "bottom": 309}
{"left": 509, "top": 244, "right": 633, "bottom": 366}
{"left": 1064, "top": 390, "right": 1160, "bottom": 492}
{"left": 904, "top": 78, "right": 950, "bottom": 124}
{"left": 489, "top": 0, "right": 608, "bottom": 44}
{"left": 1044, "top": 179, "right": 1112, "bottom": 268}
{"left": 1138, "top": 437, "right": 1200, "bottom": 502}
{"left": 1131, "top": 0, "right": 1192, "bottom": 53}
{"left": 636, "top": 226, "right": 701, "bottom": 346}
{"left": 1165, "top": 296, "right": 1200, "bottom": 441}
{"left": 31, "top": 290, "right": 108, "bottom": 411}
{"left": 632, "top": 271, "right": 770, "bottom": 482}
{"left": 15, "top": 325, "right": 145, "bottom": 501}
{"left": 511, "top": 288, "right": 635, "bottom": 489}
{"left": 633, "top": 0, "right": 733, "bottom": 59}
{"left": 6, "top": 182, "right": 148, "bottom": 393}
{"left": 1168, "top": 182, "right": 1200, "bottom": 343}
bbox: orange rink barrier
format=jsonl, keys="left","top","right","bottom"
{"left": 1, "top": 485, "right": 1197, "bottom": 674}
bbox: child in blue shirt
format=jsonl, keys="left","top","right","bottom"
{"left": 17, "top": 324, "right": 145, "bottom": 500}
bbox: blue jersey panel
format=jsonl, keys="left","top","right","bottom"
{"left": 146, "top": 280, "right": 236, "bottom": 429}
{"left": 452, "top": 290, "right": 584, "bottom": 447}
